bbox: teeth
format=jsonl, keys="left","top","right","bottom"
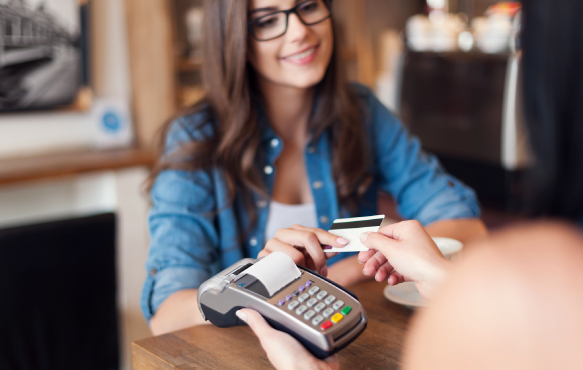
{"left": 286, "top": 47, "right": 315, "bottom": 60}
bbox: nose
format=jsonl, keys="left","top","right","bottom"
{"left": 286, "top": 12, "right": 310, "bottom": 42}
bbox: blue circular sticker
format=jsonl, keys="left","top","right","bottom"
{"left": 102, "top": 110, "right": 124, "bottom": 132}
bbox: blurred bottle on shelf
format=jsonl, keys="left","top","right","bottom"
{"left": 405, "top": 1, "right": 521, "bottom": 54}
{"left": 185, "top": 7, "right": 204, "bottom": 59}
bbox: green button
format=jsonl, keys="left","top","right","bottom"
{"left": 341, "top": 306, "right": 352, "bottom": 315}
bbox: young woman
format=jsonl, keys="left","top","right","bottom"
{"left": 142, "top": 0, "right": 486, "bottom": 335}
{"left": 240, "top": 0, "right": 583, "bottom": 368}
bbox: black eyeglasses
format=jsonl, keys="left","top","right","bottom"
{"left": 248, "top": 0, "right": 332, "bottom": 42}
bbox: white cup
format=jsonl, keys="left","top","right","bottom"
{"left": 432, "top": 237, "right": 463, "bottom": 261}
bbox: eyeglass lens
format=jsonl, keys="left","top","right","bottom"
{"left": 250, "top": 0, "right": 330, "bottom": 41}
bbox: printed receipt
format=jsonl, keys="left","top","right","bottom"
{"left": 244, "top": 252, "right": 301, "bottom": 296}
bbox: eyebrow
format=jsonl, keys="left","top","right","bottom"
{"left": 249, "top": 0, "right": 303, "bottom": 14}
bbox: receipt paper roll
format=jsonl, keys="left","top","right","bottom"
{"left": 243, "top": 252, "right": 301, "bottom": 296}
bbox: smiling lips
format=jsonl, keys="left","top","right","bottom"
{"left": 281, "top": 46, "right": 319, "bottom": 65}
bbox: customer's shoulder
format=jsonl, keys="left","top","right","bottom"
{"left": 348, "top": 82, "right": 375, "bottom": 101}
{"left": 166, "top": 103, "right": 216, "bottom": 148}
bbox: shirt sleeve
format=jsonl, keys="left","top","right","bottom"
{"left": 141, "top": 117, "right": 220, "bottom": 321}
{"left": 367, "top": 89, "right": 481, "bottom": 225}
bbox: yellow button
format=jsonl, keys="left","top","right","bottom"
{"left": 331, "top": 313, "right": 343, "bottom": 323}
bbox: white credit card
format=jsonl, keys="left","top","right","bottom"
{"left": 325, "top": 215, "right": 385, "bottom": 252}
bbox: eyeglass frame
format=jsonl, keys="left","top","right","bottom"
{"left": 247, "top": 0, "right": 333, "bottom": 42}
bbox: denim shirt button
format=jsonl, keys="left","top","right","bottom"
{"left": 249, "top": 237, "right": 258, "bottom": 247}
{"left": 256, "top": 200, "right": 268, "bottom": 208}
{"left": 312, "top": 181, "right": 323, "bottom": 189}
{"left": 150, "top": 268, "right": 157, "bottom": 276}
{"left": 319, "top": 216, "right": 329, "bottom": 224}
{"left": 264, "top": 165, "right": 274, "bottom": 175}
{"left": 307, "top": 146, "right": 316, "bottom": 154}
{"left": 270, "top": 138, "right": 280, "bottom": 148}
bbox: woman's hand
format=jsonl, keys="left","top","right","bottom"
{"left": 237, "top": 309, "right": 339, "bottom": 370}
{"left": 358, "top": 220, "right": 451, "bottom": 300}
{"left": 259, "top": 225, "right": 348, "bottom": 277}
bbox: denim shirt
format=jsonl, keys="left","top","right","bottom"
{"left": 141, "top": 84, "right": 481, "bottom": 320}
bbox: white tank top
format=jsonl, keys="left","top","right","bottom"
{"left": 264, "top": 201, "right": 318, "bottom": 242}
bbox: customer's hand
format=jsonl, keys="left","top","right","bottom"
{"left": 358, "top": 220, "right": 451, "bottom": 300}
{"left": 259, "top": 225, "right": 348, "bottom": 277}
{"left": 237, "top": 309, "right": 339, "bottom": 370}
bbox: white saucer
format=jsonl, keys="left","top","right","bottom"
{"left": 383, "top": 282, "right": 428, "bottom": 308}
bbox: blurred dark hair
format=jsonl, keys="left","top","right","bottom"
{"left": 522, "top": 0, "right": 583, "bottom": 219}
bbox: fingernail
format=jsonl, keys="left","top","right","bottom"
{"left": 323, "top": 246, "right": 333, "bottom": 250}
{"left": 375, "top": 271, "right": 381, "bottom": 282}
{"left": 357, "top": 259, "right": 364, "bottom": 264}
{"left": 362, "top": 269, "right": 366, "bottom": 275}
{"left": 320, "top": 266, "right": 328, "bottom": 277}
{"left": 360, "top": 232, "right": 370, "bottom": 243}
{"left": 236, "top": 310, "right": 247, "bottom": 323}
{"left": 336, "top": 237, "right": 349, "bottom": 245}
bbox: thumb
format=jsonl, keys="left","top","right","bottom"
{"left": 237, "top": 309, "right": 273, "bottom": 338}
{"left": 360, "top": 231, "right": 400, "bottom": 257}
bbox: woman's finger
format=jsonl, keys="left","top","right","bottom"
{"left": 362, "top": 250, "right": 389, "bottom": 277}
{"left": 358, "top": 249, "right": 377, "bottom": 264}
{"left": 388, "top": 271, "right": 405, "bottom": 285}
{"left": 238, "top": 309, "right": 273, "bottom": 338}
{"left": 374, "top": 261, "right": 395, "bottom": 282}
{"left": 288, "top": 225, "right": 349, "bottom": 253}
{"left": 274, "top": 228, "right": 330, "bottom": 275}
{"left": 263, "top": 238, "right": 306, "bottom": 267}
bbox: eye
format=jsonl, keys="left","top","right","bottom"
{"left": 255, "top": 15, "right": 279, "bottom": 29}
{"left": 299, "top": 1, "right": 320, "bottom": 13}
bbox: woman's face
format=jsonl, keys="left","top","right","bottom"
{"left": 247, "top": 0, "right": 334, "bottom": 89}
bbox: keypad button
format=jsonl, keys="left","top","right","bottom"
{"left": 305, "top": 280, "right": 313, "bottom": 287}
{"left": 341, "top": 306, "right": 352, "bottom": 315}
{"left": 314, "top": 303, "right": 326, "bottom": 312}
{"left": 278, "top": 299, "right": 285, "bottom": 306}
{"left": 331, "top": 313, "right": 343, "bottom": 323}
{"left": 316, "top": 291, "right": 328, "bottom": 300}
{"left": 285, "top": 295, "right": 293, "bottom": 301}
{"left": 323, "top": 308, "right": 335, "bottom": 318}
{"left": 298, "top": 293, "right": 310, "bottom": 303}
{"left": 292, "top": 290, "right": 300, "bottom": 297}
{"left": 296, "top": 305, "right": 307, "bottom": 315}
{"left": 312, "top": 315, "right": 324, "bottom": 326}
{"left": 304, "top": 311, "right": 315, "bottom": 320}
{"left": 299, "top": 285, "right": 306, "bottom": 292}
{"left": 332, "top": 300, "right": 344, "bottom": 310}
{"left": 320, "top": 321, "right": 333, "bottom": 330}
{"left": 306, "top": 298, "right": 318, "bottom": 307}
{"left": 288, "top": 301, "right": 299, "bottom": 310}
{"left": 324, "top": 295, "right": 336, "bottom": 305}
{"left": 308, "top": 286, "right": 320, "bottom": 295}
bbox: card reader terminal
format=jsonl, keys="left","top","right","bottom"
{"left": 197, "top": 252, "right": 368, "bottom": 359}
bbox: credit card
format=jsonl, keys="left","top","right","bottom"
{"left": 325, "top": 215, "right": 385, "bottom": 252}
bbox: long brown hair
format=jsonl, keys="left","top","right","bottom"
{"left": 147, "top": 0, "right": 372, "bottom": 229}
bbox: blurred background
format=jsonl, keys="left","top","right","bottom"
{"left": 0, "top": 0, "right": 525, "bottom": 369}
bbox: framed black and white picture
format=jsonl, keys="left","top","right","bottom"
{"left": 0, "top": 0, "right": 89, "bottom": 112}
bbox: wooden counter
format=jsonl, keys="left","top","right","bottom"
{"left": 132, "top": 280, "right": 415, "bottom": 370}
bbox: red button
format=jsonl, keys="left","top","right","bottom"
{"left": 320, "top": 321, "right": 333, "bottom": 330}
